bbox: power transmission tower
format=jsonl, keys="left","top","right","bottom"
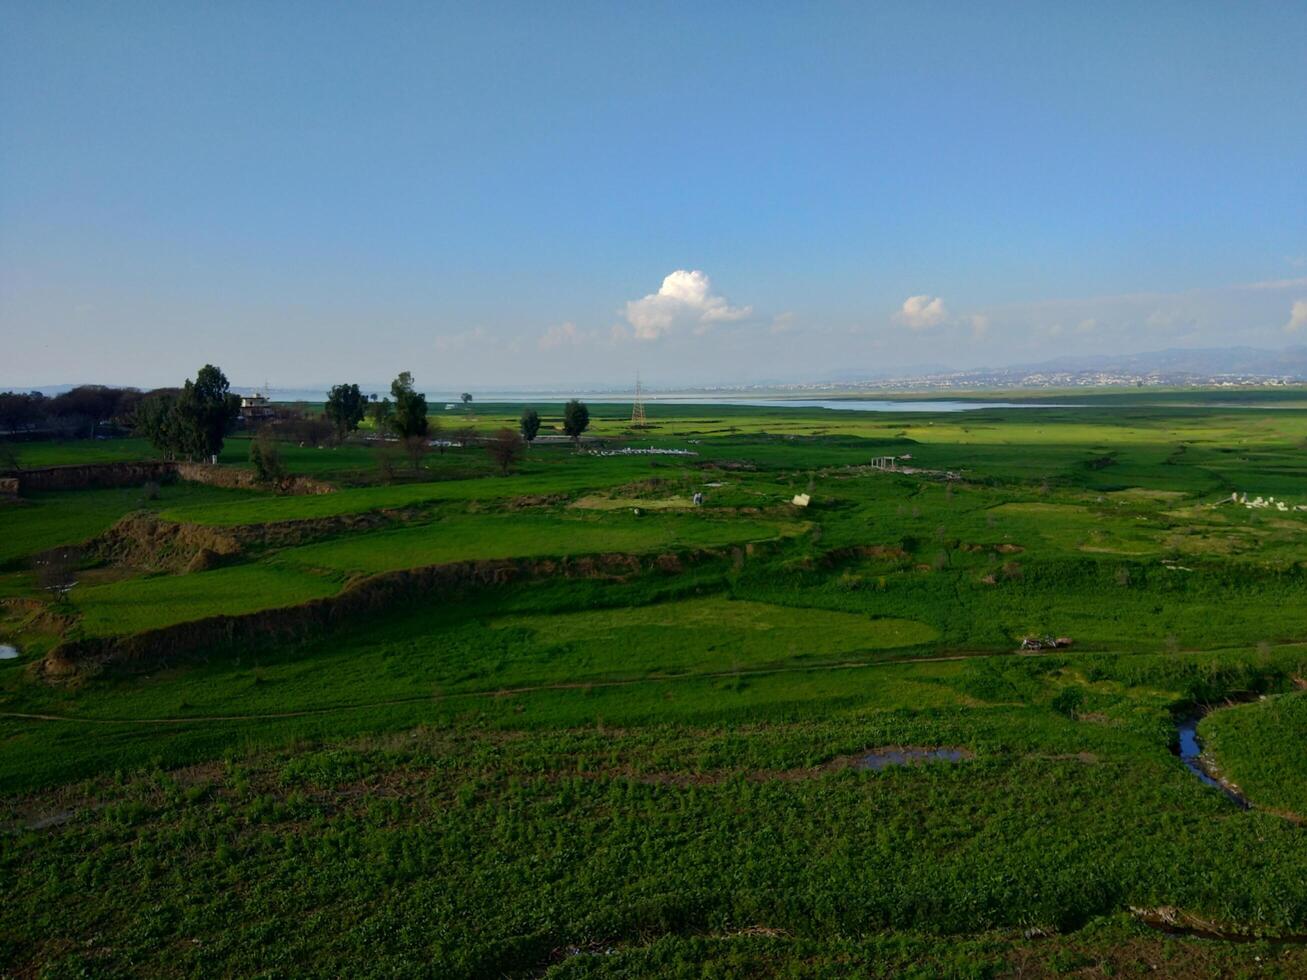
{"left": 631, "top": 372, "right": 647, "bottom": 428}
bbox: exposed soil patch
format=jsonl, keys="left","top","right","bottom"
{"left": 502, "top": 493, "right": 571, "bottom": 510}
{"left": 174, "top": 461, "right": 333, "bottom": 495}
{"left": 570, "top": 495, "right": 694, "bottom": 511}
{"left": 2, "top": 461, "right": 175, "bottom": 493}
{"left": 819, "top": 544, "right": 909, "bottom": 567}
{"left": 3, "top": 460, "right": 333, "bottom": 496}
{"left": 88, "top": 509, "right": 425, "bottom": 572}
{"left": 1132, "top": 906, "right": 1307, "bottom": 944}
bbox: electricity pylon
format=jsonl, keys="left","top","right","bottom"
{"left": 631, "top": 373, "right": 647, "bottom": 428}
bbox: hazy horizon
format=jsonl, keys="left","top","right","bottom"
{"left": 3, "top": 2, "right": 1305, "bottom": 390}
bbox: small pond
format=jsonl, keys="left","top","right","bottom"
{"left": 0, "top": 644, "right": 19, "bottom": 661}
{"left": 858, "top": 747, "right": 969, "bottom": 770}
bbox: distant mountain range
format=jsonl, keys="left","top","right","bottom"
{"left": 14, "top": 345, "right": 1307, "bottom": 398}
{"left": 819, "top": 345, "right": 1307, "bottom": 389}
{"left": 994, "top": 345, "right": 1307, "bottom": 378}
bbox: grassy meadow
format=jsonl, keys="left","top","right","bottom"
{"left": 2, "top": 394, "right": 1307, "bottom": 977}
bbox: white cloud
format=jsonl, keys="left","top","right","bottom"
{"left": 1240, "top": 275, "right": 1307, "bottom": 290}
{"left": 538, "top": 321, "right": 580, "bottom": 350}
{"left": 433, "top": 326, "right": 492, "bottom": 353}
{"left": 622, "top": 270, "right": 752, "bottom": 340}
{"left": 769, "top": 312, "right": 795, "bottom": 335}
{"left": 897, "top": 295, "right": 949, "bottom": 330}
{"left": 1286, "top": 299, "right": 1307, "bottom": 333}
{"left": 969, "top": 314, "right": 991, "bottom": 339}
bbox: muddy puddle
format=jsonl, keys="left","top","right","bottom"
{"left": 857, "top": 747, "right": 970, "bottom": 770}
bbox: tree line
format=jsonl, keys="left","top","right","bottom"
{"left": 0, "top": 386, "right": 146, "bottom": 440}
{"left": 3, "top": 365, "right": 595, "bottom": 476}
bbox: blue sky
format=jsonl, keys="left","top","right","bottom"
{"left": 2, "top": 1, "right": 1305, "bottom": 390}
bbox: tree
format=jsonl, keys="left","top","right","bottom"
{"left": 132, "top": 389, "right": 183, "bottom": 458}
{"left": 402, "top": 434, "right": 429, "bottom": 473}
{"left": 486, "top": 428, "right": 525, "bottom": 475}
{"left": 181, "top": 364, "right": 241, "bottom": 460}
{"left": 369, "top": 397, "right": 394, "bottom": 436}
{"left": 519, "top": 408, "right": 541, "bottom": 444}
{"left": 280, "top": 411, "right": 333, "bottom": 447}
{"left": 563, "top": 399, "right": 590, "bottom": 446}
{"left": 0, "top": 392, "right": 46, "bottom": 437}
{"left": 131, "top": 367, "right": 238, "bottom": 461}
{"left": 324, "top": 383, "right": 367, "bottom": 442}
{"left": 50, "top": 385, "right": 136, "bottom": 439}
{"left": 390, "top": 372, "right": 429, "bottom": 438}
{"left": 461, "top": 392, "right": 473, "bottom": 409}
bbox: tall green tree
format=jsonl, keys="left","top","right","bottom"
{"left": 369, "top": 397, "right": 393, "bottom": 435}
{"left": 325, "top": 383, "right": 367, "bottom": 441}
{"left": 562, "top": 399, "right": 590, "bottom": 446}
{"left": 132, "top": 390, "right": 182, "bottom": 458}
{"left": 519, "top": 408, "right": 541, "bottom": 443}
{"left": 133, "top": 366, "right": 238, "bottom": 460}
{"left": 175, "top": 364, "right": 241, "bottom": 460}
{"left": 389, "top": 372, "right": 429, "bottom": 438}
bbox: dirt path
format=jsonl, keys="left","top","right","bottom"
{"left": 6, "top": 640, "right": 1302, "bottom": 730}
{"left": 0, "top": 649, "right": 990, "bottom": 727}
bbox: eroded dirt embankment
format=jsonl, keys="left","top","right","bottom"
{"left": 40, "top": 546, "right": 750, "bottom": 679}
{"left": 173, "top": 462, "right": 333, "bottom": 495}
{"left": 2, "top": 460, "right": 333, "bottom": 495}
{"left": 4, "top": 461, "right": 177, "bottom": 492}
{"left": 88, "top": 510, "right": 420, "bottom": 572}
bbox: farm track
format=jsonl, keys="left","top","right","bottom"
{"left": 0, "top": 648, "right": 1012, "bottom": 726}
{"left": 8, "top": 640, "right": 1301, "bottom": 728}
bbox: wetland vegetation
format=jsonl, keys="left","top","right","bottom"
{"left": 2, "top": 393, "right": 1307, "bottom": 977}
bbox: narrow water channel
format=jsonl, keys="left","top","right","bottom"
{"left": 1174, "top": 714, "right": 1250, "bottom": 809}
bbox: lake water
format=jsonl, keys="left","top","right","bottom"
{"left": 252, "top": 387, "right": 1070, "bottom": 413}
{"left": 602, "top": 398, "right": 1070, "bottom": 413}
{"left": 0, "top": 645, "right": 19, "bottom": 660}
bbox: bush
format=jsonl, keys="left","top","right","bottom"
{"left": 249, "top": 430, "right": 284, "bottom": 483}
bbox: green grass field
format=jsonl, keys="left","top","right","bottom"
{"left": 3, "top": 397, "right": 1307, "bottom": 976}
